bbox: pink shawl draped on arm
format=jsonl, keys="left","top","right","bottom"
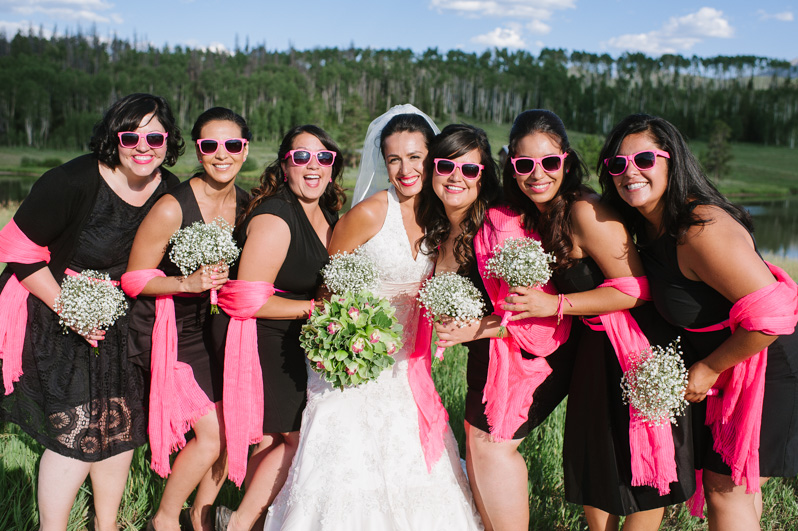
{"left": 217, "top": 279, "right": 276, "bottom": 486}
{"left": 687, "top": 262, "right": 798, "bottom": 516}
{"left": 0, "top": 220, "right": 51, "bottom": 394}
{"left": 121, "top": 269, "right": 215, "bottom": 478}
{"left": 584, "top": 276, "right": 679, "bottom": 495}
{"left": 473, "top": 206, "right": 572, "bottom": 441}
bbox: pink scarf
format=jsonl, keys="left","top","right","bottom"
{"left": 121, "top": 269, "right": 215, "bottom": 478}
{"left": 407, "top": 313, "right": 449, "bottom": 471}
{"left": 687, "top": 262, "right": 798, "bottom": 516}
{"left": 473, "top": 206, "right": 571, "bottom": 440}
{"left": 584, "top": 276, "right": 679, "bottom": 495}
{"left": 217, "top": 280, "right": 275, "bottom": 486}
{"left": 0, "top": 220, "right": 51, "bottom": 394}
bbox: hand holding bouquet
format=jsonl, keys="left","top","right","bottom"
{"left": 168, "top": 217, "right": 240, "bottom": 314}
{"left": 483, "top": 237, "right": 555, "bottom": 325}
{"left": 53, "top": 269, "right": 128, "bottom": 354}
{"left": 620, "top": 337, "right": 689, "bottom": 426}
{"left": 417, "top": 272, "right": 485, "bottom": 360}
{"left": 301, "top": 248, "right": 403, "bottom": 389}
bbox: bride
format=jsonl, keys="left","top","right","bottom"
{"left": 263, "top": 105, "right": 483, "bottom": 530}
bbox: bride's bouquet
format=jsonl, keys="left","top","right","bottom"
{"left": 168, "top": 217, "right": 240, "bottom": 314}
{"left": 417, "top": 272, "right": 485, "bottom": 360}
{"left": 53, "top": 269, "right": 128, "bottom": 354}
{"left": 620, "top": 337, "right": 689, "bottom": 426}
{"left": 300, "top": 248, "right": 403, "bottom": 390}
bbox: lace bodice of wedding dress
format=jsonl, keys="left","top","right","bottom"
{"left": 263, "top": 187, "right": 483, "bottom": 530}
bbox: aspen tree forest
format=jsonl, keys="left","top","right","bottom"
{"left": 1, "top": 27, "right": 796, "bottom": 159}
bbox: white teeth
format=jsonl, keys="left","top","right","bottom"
{"left": 530, "top": 183, "right": 548, "bottom": 190}
{"left": 445, "top": 185, "right": 463, "bottom": 191}
{"left": 215, "top": 164, "right": 231, "bottom": 170}
{"left": 626, "top": 182, "right": 647, "bottom": 190}
{"left": 305, "top": 175, "right": 320, "bottom": 180}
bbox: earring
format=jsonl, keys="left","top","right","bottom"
{"left": 283, "top": 177, "right": 287, "bottom": 182}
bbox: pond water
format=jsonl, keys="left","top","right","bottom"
{"left": 1, "top": 175, "right": 796, "bottom": 258}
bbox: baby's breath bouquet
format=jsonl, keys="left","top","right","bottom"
{"left": 417, "top": 272, "right": 486, "bottom": 360}
{"left": 483, "top": 236, "right": 555, "bottom": 325}
{"left": 620, "top": 337, "right": 689, "bottom": 427}
{"left": 300, "top": 248, "right": 402, "bottom": 390}
{"left": 168, "top": 217, "right": 240, "bottom": 314}
{"left": 53, "top": 269, "right": 128, "bottom": 354}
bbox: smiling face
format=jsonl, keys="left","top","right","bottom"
{"left": 513, "top": 131, "right": 566, "bottom": 211}
{"left": 196, "top": 120, "right": 248, "bottom": 185}
{"left": 383, "top": 130, "right": 428, "bottom": 201}
{"left": 281, "top": 132, "right": 333, "bottom": 204}
{"left": 117, "top": 112, "right": 167, "bottom": 178}
{"left": 611, "top": 131, "right": 670, "bottom": 221}
{"left": 431, "top": 148, "right": 482, "bottom": 218}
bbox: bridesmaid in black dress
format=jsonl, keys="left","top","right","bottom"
{"left": 496, "top": 110, "right": 694, "bottom": 530}
{"left": 214, "top": 125, "right": 345, "bottom": 531}
{"left": 125, "top": 107, "right": 251, "bottom": 531}
{"left": 0, "top": 93, "right": 182, "bottom": 531}
{"left": 599, "top": 113, "right": 798, "bottom": 530}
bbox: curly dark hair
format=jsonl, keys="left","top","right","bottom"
{"left": 190, "top": 107, "right": 252, "bottom": 142}
{"left": 238, "top": 125, "right": 346, "bottom": 226}
{"left": 597, "top": 113, "right": 752, "bottom": 242}
{"left": 418, "top": 124, "right": 500, "bottom": 274}
{"left": 503, "top": 109, "right": 590, "bottom": 272}
{"left": 89, "top": 93, "right": 184, "bottom": 167}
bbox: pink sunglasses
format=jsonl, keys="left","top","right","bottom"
{"left": 196, "top": 138, "right": 248, "bottom": 155}
{"left": 604, "top": 149, "right": 670, "bottom": 176}
{"left": 118, "top": 131, "right": 168, "bottom": 149}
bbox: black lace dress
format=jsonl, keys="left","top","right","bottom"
{"left": 0, "top": 179, "right": 165, "bottom": 460}
{"left": 561, "top": 257, "right": 696, "bottom": 515}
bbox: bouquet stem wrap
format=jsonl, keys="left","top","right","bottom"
{"left": 474, "top": 206, "right": 571, "bottom": 441}
{"left": 217, "top": 280, "right": 276, "bottom": 486}
{"left": 685, "top": 262, "right": 798, "bottom": 517}
{"left": 0, "top": 220, "right": 51, "bottom": 395}
{"left": 407, "top": 314, "right": 449, "bottom": 471}
{"left": 121, "top": 269, "right": 215, "bottom": 477}
{"left": 583, "top": 276, "right": 679, "bottom": 495}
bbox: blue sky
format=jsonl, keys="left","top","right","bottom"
{"left": 0, "top": 0, "right": 795, "bottom": 61}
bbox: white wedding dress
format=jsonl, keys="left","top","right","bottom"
{"left": 263, "top": 188, "right": 483, "bottom": 530}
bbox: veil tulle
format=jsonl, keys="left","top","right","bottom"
{"left": 351, "top": 104, "right": 440, "bottom": 207}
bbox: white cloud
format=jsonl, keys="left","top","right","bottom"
{"left": 605, "top": 7, "right": 734, "bottom": 55}
{"left": 0, "top": 20, "right": 54, "bottom": 37}
{"left": 757, "top": 10, "right": 794, "bottom": 22}
{"left": 526, "top": 19, "right": 550, "bottom": 35}
{"left": 4, "top": 0, "right": 120, "bottom": 24}
{"left": 472, "top": 26, "right": 526, "bottom": 48}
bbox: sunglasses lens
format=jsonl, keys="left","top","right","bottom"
{"left": 607, "top": 156, "right": 627, "bottom": 175}
{"left": 436, "top": 159, "right": 456, "bottom": 175}
{"left": 199, "top": 140, "right": 219, "bottom": 154}
{"left": 634, "top": 151, "right": 657, "bottom": 170}
{"left": 461, "top": 164, "right": 481, "bottom": 179}
{"left": 146, "top": 133, "right": 166, "bottom": 148}
{"left": 316, "top": 151, "right": 335, "bottom": 166}
{"left": 224, "top": 139, "right": 244, "bottom": 154}
{"left": 513, "top": 158, "right": 535, "bottom": 175}
{"left": 119, "top": 133, "right": 139, "bottom": 148}
{"left": 541, "top": 156, "right": 562, "bottom": 172}
{"left": 291, "top": 150, "right": 311, "bottom": 165}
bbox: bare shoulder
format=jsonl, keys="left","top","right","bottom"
{"left": 145, "top": 193, "right": 183, "bottom": 227}
{"left": 329, "top": 191, "right": 388, "bottom": 253}
{"left": 246, "top": 212, "right": 291, "bottom": 243}
{"left": 570, "top": 191, "right": 626, "bottom": 235}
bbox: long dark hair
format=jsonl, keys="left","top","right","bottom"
{"left": 419, "top": 124, "right": 500, "bottom": 274}
{"left": 238, "top": 125, "right": 346, "bottom": 226}
{"left": 379, "top": 113, "right": 436, "bottom": 154}
{"left": 598, "top": 113, "right": 752, "bottom": 242}
{"left": 503, "top": 109, "right": 590, "bottom": 272}
{"left": 89, "top": 93, "right": 184, "bottom": 167}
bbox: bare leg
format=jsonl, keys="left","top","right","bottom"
{"left": 191, "top": 449, "right": 228, "bottom": 531}
{"left": 621, "top": 508, "right": 664, "bottom": 531}
{"left": 226, "top": 431, "right": 300, "bottom": 531}
{"left": 584, "top": 506, "right": 620, "bottom": 531}
{"left": 149, "top": 408, "right": 225, "bottom": 531}
{"left": 87, "top": 450, "right": 134, "bottom": 531}
{"left": 465, "top": 422, "right": 528, "bottom": 531}
{"left": 704, "top": 470, "right": 762, "bottom": 531}
{"left": 38, "top": 450, "right": 91, "bottom": 531}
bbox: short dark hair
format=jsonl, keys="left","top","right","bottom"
{"left": 598, "top": 113, "right": 752, "bottom": 242}
{"left": 191, "top": 107, "right": 252, "bottom": 142}
{"left": 89, "top": 93, "right": 184, "bottom": 167}
{"left": 379, "top": 113, "right": 436, "bottom": 155}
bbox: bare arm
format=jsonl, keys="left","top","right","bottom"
{"left": 327, "top": 192, "right": 387, "bottom": 254}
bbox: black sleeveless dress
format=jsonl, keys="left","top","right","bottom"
{"left": 127, "top": 178, "right": 250, "bottom": 403}
{"left": 213, "top": 187, "right": 337, "bottom": 433}
{"left": 639, "top": 233, "right": 798, "bottom": 478}
{"left": 463, "top": 255, "right": 580, "bottom": 439}
{"left": 560, "top": 257, "right": 696, "bottom": 515}
{"left": 0, "top": 178, "right": 166, "bottom": 460}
